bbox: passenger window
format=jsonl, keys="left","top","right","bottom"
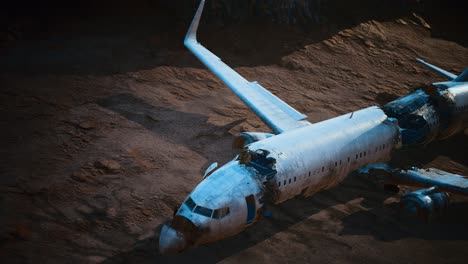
{"left": 289, "top": 179, "right": 291, "bottom": 184}
{"left": 284, "top": 180, "right": 286, "bottom": 185}
{"left": 278, "top": 182, "right": 281, "bottom": 187}
{"left": 355, "top": 154, "right": 358, "bottom": 159}
{"left": 359, "top": 152, "right": 362, "bottom": 158}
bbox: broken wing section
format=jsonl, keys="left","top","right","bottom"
{"left": 389, "top": 167, "right": 468, "bottom": 195}
{"left": 184, "top": 0, "right": 310, "bottom": 134}
{"left": 360, "top": 164, "right": 468, "bottom": 195}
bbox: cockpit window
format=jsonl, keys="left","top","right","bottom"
{"left": 194, "top": 205, "right": 213, "bottom": 218}
{"left": 184, "top": 197, "right": 196, "bottom": 211}
{"left": 185, "top": 196, "right": 230, "bottom": 219}
{"left": 212, "top": 207, "right": 230, "bottom": 219}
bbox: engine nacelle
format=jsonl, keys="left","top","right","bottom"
{"left": 232, "top": 132, "right": 274, "bottom": 156}
{"left": 399, "top": 186, "right": 449, "bottom": 221}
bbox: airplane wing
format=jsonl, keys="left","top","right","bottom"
{"left": 360, "top": 164, "right": 468, "bottom": 195}
{"left": 416, "top": 58, "right": 458, "bottom": 81}
{"left": 184, "top": 0, "right": 311, "bottom": 134}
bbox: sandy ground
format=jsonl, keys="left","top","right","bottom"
{"left": 1, "top": 12, "right": 468, "bottom": 264}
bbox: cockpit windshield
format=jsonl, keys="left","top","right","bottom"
{"left": 184, "top": 196, "right": 230, "bottom": 219}
{"left": 194, "top": 205, "right": 212, "bottom": 218}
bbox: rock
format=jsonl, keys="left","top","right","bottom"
{"left": 78, "top": 121, "right": 96, "bottom": 130}
{"left": 71, "top": 171, "right": 88, "bottom": 182}
{"left": 396, "top": 19, "right": 408, "bottom": 25}
{"left": 94, "top": 159, "right": 121, "bottom": 174}
{"left": 338, "top": 29, "right": 354, "bottom": 38}
{"left": 106, "top": 207, "right": 118, "bottom": 218}
{"left": 412, "top": 13, "right": 431, "bottom": 29}
{"left": 364, "top": 40, "right": 375, "bottom": 48}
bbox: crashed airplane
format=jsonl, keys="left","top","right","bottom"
{"left": 159, "top": 0, "right": 468, "bottom": 254}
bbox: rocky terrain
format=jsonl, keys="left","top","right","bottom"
{"left": 1, "top": 1, "right": 468, "bottom": 263}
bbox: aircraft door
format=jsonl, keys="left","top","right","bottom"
{"left": 245, "top": 194, "right": 256, "bottom": 225}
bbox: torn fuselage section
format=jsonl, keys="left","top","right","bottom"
{"left": 383, "top": 83, "right": 468, "bottom": 145}
{"left": 238, "top": 148, "right": 277, "bottom": 180}
{"left": 232, "top": 132, "right": 275, "bottom": 156}
{"left": 383, "top": 88, "right": 440, "bottom": 145}
{"left": 237, "top": 147, "right": 279, "bottom": 206}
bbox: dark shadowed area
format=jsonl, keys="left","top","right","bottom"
{"left": 1, "top": 0, "right": 467, "bottom": 263}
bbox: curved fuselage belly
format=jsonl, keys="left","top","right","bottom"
{"left": 249, "top": 106, "right": 401, "bottom": 204}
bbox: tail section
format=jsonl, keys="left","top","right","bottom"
{"left": 416, "top": 58, "right": 457, "bottom": 80}
{"left": 454, "top": 69, "right": 468, "bottom": 82}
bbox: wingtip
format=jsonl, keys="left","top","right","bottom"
{"left": 416, "top": 58, "right": 426, "bottom": 64}
{"left": 184, "top": 0, "right": 206, "bottom": 45}
{"left": 414, "top": 57, "right": 457, "bottom": 81}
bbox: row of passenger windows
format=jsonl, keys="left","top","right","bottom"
{"left": 278, "top": 176, "right": 299, "bottom": 187}
{"left": 277, "top": 142, "right": 392, "bottom": 188}
{"left": 456, "top": 105, "right": 468, "bottom": 111}
{"left": 184, "top": 197, "right": 230, "bottom": 219}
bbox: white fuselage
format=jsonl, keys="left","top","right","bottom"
{"left": 166, "top": 106, "right": 401, "bottom": 248}
{"left": 440, "top": 83, "right": 468, "bottom": 138}
{"left": 248, "top": 106, "right": 401, "bottom": 203}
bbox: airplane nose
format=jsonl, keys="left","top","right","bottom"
{"left": 159, "top": 224, "right": 187, "bottom": 255}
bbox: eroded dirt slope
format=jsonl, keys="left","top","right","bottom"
{"left": 1, "top": 10, "right": 468, "bottom": 264}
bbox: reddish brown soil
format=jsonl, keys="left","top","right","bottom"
{"left": 1, "top": 11, "right": 468, "bottom": 264}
